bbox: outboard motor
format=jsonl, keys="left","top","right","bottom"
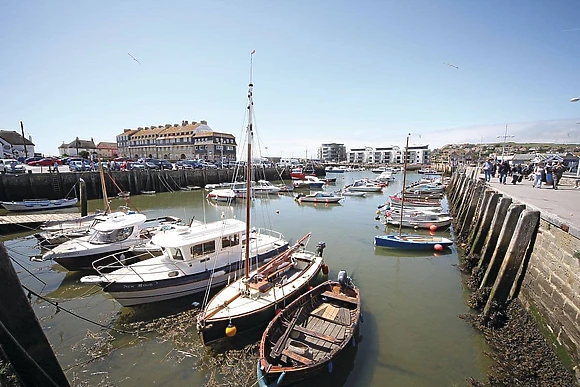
{"left": 315, "top": 241, "right": 326, "bottom": 257}
{"left": 338, "top": 270, "right": 354, "bottom": 288}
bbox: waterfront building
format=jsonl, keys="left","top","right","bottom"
{"left": 346, "top": 144, "right": 430, "bottom": 164}
{"left": 318, "top": 143, "right": 346, "bottom": 162}
{"left": 0, "top": 130, "right": 35, "bottom": 158}
{"left": 58, "top": 137, "right": 97, "bottom": 157}
{"left": 116, "top": 120, "right": 237, "bottom": 162}
{"left": 96, "top": 142, "right": 119, "bottom": 159}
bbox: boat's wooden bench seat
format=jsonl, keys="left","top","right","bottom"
{"left": 281, "top": 348, "right": 313, "bottom": 365}
{"left": 322, "top": 290, "right": 357, "bottom": 305}
{"left": 284, "top": 323, "right": 341, "bottom": 344}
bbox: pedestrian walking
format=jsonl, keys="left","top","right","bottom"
{"left": 483, "top": 159, "right": 493, "bottom": 182}
{"left": 499, "top": 161, "right": 510, "bottom": 185}
{"left": 533, "top": 163, "right": 543, "bottom": 188}
{"left": 552, "top": 162, "right": 565, "bottom": 190}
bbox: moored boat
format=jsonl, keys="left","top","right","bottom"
{"left": 295, "top": 191, "right": 343, "bottom": 203}
{"left": 257, "top": 271, "right": 360, "bottom": 386}
{"left": 374, "top": 234, "right": 453, "bottom": 250}
{"left": 80, "top": 219, "right": 289, "bottom": 306}
{"left": 1, "top": 198, "right": 79, "bottom": 212}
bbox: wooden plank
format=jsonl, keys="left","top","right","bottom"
{"left": 271, "top": 307, "right": 302, "bottom": 358}
{"left": 311, "top": 313, "right": 351, "bottom": 326}
{"left": 286, "top": 324, "right": 341, "bottom": 344}
{"left": 0, "top": 213, "right": 80, "bottom": 225}
{"left": 281, "top": 348, "right": 314, "bottom": 365}
{"left": 322, "top": 290, "right": 358, "bottom": 305}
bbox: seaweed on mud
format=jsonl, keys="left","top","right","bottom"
{"left": 69, "top": 307, "right": 262, "bottom": 387}
{"left": 462, "top": 300, "right": 576, "bottom": 387}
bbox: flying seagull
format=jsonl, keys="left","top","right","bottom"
{"left": 128, "top": 53, "right": 141, "bottom": 65}
{"left": 443, "top": 62, "right": 459, "bottom": 69}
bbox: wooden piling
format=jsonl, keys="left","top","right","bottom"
{"left": 483, "top": 209, "right": 540, "bottom": 318}
{"left": 468, "top": 192, "right": 501, "bottom": 255}
{"left": 79, "top": 178, "right": 87, "bottom": 216}
{"left": 458, "top": 185, "right": 487, "bottom": 239}
{"left": 476, "top": 197, "right": 513, "bottom": 270}
{"left": 0, "top": 243, "right": 70, "bottom": 386}
{"left": 480, "top": 204, "right": 525, "bottom": 289}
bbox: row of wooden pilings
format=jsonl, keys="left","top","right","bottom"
{"left": 446, "top": 167, "right": 540, "bottom": 320}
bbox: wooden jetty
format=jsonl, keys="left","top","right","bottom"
{"left": 0, "top": 213, "right": 81, "bottom": 233}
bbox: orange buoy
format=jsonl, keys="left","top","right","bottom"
{"left": 225, "top": 322, "right": 237, "bottom": 337}
{"left": 434, "top": 244, "right": 443, "bottom": 251}
{"left": 322, "top": 264, "right": 329, "bottom": 275}
{"left": 429, "top": 224, "right": 438, "bottom": 231}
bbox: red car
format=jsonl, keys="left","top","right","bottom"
{"left": 28, "top": 157, "right": 63, "bottom": 166}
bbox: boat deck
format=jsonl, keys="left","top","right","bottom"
{"left": 0, "top": 213, "right": 81, "bottom": 233}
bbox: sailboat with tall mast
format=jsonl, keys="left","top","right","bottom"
{"left": 374, "top": 134, "right": 453, "bottom": 250}
{"left": 196, "top": 52, "right": 327, "bottom": 345}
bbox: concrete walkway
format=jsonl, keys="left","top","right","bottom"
{"left": 483, "top": 176, "right": 580, "bottom": 238}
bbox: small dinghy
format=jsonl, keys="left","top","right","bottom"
{"left": 257, "top": 271, "right": 361, "bottom": 386}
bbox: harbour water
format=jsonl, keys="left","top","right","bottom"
{"left": 1, "top": 171, "right": 491, "bottom": 386}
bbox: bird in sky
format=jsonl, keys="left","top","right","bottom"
{"left": 443, "top": 62, "right": 459, "bottom": 69}
{"left": 128, "top": 53, "right": 141, "bottom": 65}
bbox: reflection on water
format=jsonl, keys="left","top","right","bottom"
{"left": 2, "top": 171, "right": 490, "bottom": 386}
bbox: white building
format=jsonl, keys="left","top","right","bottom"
{"left": 347, "top": 144, "right": 430, "bottom": 164}
{"left": 318, "top": 143, "right": 347, "bottom": 162}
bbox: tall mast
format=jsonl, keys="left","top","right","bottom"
{"left": 244, "top": 50, "right": 255, "bottom": 279}
{"left": 399, "top": 134, "right": 410, "bottom": 237}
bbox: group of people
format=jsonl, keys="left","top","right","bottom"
{"left": 482, "top": 159, "right": 567, "bottom": 190}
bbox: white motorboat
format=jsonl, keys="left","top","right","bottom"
{"left": 42, "top": 212, "right": 182, "bottom": 271}
{"left": 207, "top": 188, "right": 237, "bottom": 202}
{"left": 345, "top": 179, "right": 383, "bottom": 192}
{"left": 80, "top": 219, "right": 289, "bottom": 306}
{"left": 254, "top": 180, "right": 281, "bottom": 195}
{"left": 295, "top": 191, "right": 343, "bottom": 203}
{"left": 384, "top": 210, "right": 452, "bottom": 230}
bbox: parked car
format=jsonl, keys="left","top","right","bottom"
{"left": 25, "top": 156, "right": 43, "bottom": 164}
{"left": 127, "top": 161, "right": 146, "bottom": 170}
{"left": 159, "top": 160, "right": 174, "bottom": 170}
{"left": 0, "top": 159, "right": 26, "bottom": 174}
{"left": 201, "top": 162, "right": 218, "bottom": 169}
{"left": 69, "top": 160, "right": 92, "bottom": 172}
{"left": 143, "top": 159, "right": 161, "bottom": 170}
{"left": 28, "top": 157, "right": 62, "bottom": 167}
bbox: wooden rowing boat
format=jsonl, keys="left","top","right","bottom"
{"left": 257, "top": 272, "right": 360, "bottom": 386}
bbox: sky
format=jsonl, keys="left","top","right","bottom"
{"left": 1, "top": 0, "right": 580, "bottom": 159}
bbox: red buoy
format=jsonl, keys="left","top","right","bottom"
{"left": 434, "top": 244, "right": 443, "bottom": 251}
{"left": 429, "top": 224, "right": 438, "bottom": 231}
{"left": 322, "top": 264, "right": 329, "bottom": 275}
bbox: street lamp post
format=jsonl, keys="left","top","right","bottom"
{"left": 496, "top": 124, "right": 514, "bottom": 162}
{"left": 570, "top": 98, "right": 580, "bottom": 176}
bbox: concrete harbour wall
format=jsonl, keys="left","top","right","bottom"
{"left": 0, "top": 168, "right": 290, "bottom": 202}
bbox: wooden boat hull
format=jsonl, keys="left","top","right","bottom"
{"left": 374, "top": 234, "right": 453, "bottom": 250}
{"left": 258, "top": 278, "right": 360, "bottom": 386}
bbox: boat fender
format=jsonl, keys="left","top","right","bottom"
{"left": 360, "top": 313, "right": 364, "bottom": 323}
{"left": 225, "top": 322, "right": 237, "bottom": 337}
{"left": 328, "top": 361, "right": 333, "bottom": 373}
{"left": 276, "top": 371, "right": 286, "bottom": 385}
{"left": 322, "top": 263, "right": 329, "bottom": 275}
{"left": 315, "top": 242, "right": 326, "bottom": 257}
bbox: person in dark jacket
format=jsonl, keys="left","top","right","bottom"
{"left": 552, "top": 162, "right": 565, "bottom": 190}
{"left": 499, "top": 161, "right": 510, "bottom": 184}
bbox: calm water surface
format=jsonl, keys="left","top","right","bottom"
{"left": 2, "top": 171, "right": 490, "bottom": 386}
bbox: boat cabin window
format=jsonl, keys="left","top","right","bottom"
{"left": 172, "top": 248, "right": 184, "bottom": 260}
{"left": 221, "top": 234, "right": 240, "bottom": 248}
{"left": 191, "top": 241, "right": 216, "bottom": 257}
{"left": 91, "top": 226, "right": 134, "bottom": 244}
